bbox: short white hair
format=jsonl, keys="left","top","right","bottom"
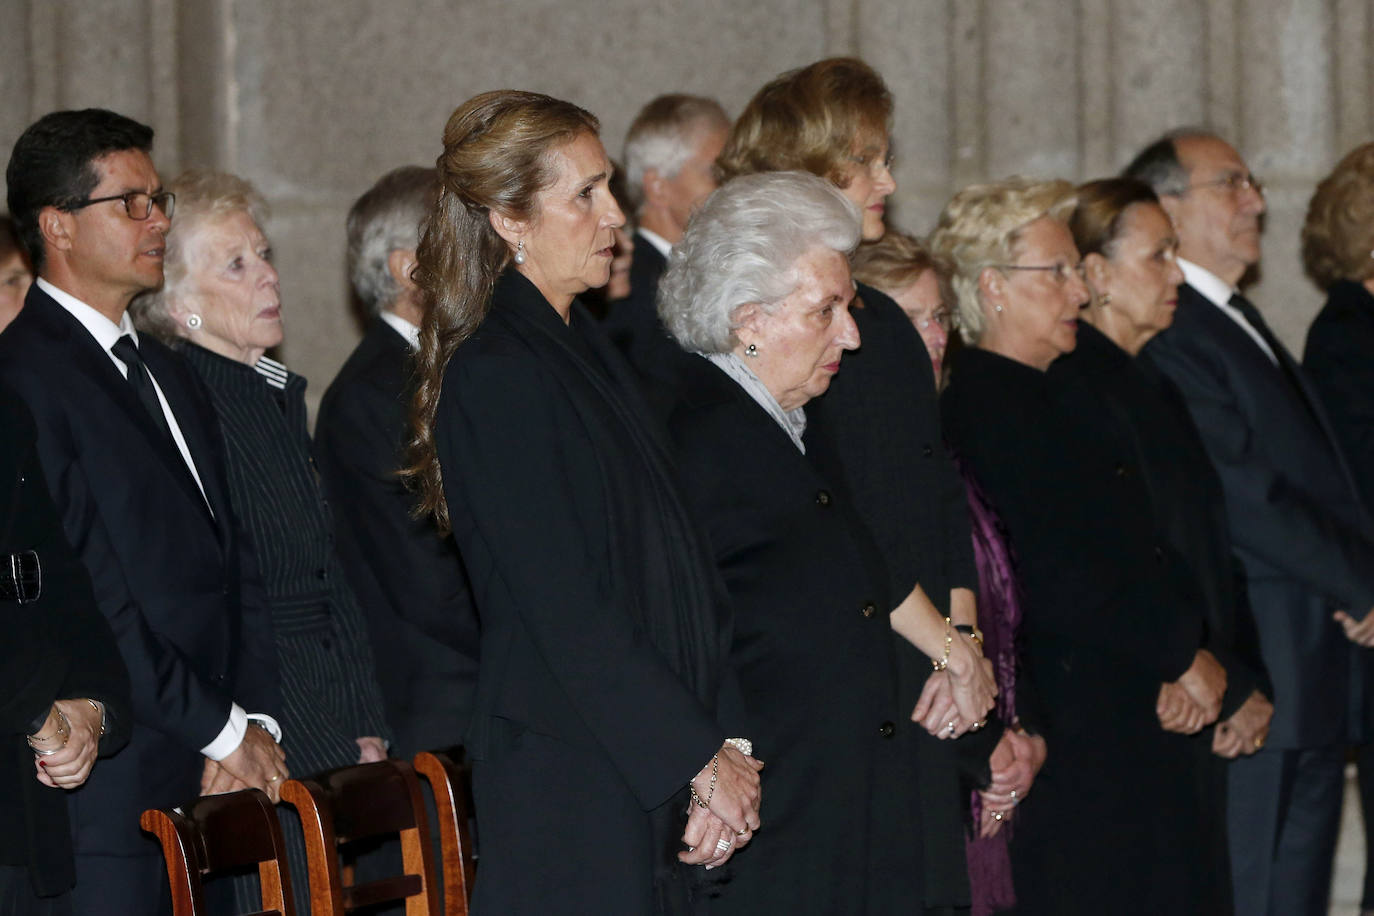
{"left": 347, "top": 165, "right": 439, "bottom": 314}
{"left": 658, "top": 170, "right": 860, "bottom": 353}
{"left": 623, "top": 95, "right": 729, "bottom": 213}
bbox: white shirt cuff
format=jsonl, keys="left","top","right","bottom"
{"left": 199, "top": 705, "right": 283, "bottom": 760}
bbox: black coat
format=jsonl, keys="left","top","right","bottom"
{"left": 1304, "top": 280, "right": 1374, "bottom": 511}
{"left": 434, "top": 271, "right": 732, "bottom": 914}
{"left": 1050, "top": 323, "right": 1255, "bottom": 913}
{"left": 653, "top": 351, "right": 922, "bottom": 915}
{"left": 942, "top": 343, "right": 1208, "bottom": 915}
{"left": 315, "top": 319, "right": 479, "bottom": 757}
{"left": 0, "top": 393, "right": 130, "bottom": 898}
{"left": 802, "top": 282, "right": 990, "bottom": 909}
{"left": 180, "top": 344, "right": 390, "bottom": 775}
{"left": 1146, "top": 282, "right": 1374, "bottom": 748}
{"left": 601, "top": 231, "right": 668, "bottom": 357}
{"left": 0, "top": 286, "right": 280, "bottom": 902}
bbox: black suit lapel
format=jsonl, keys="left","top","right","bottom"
{"left": 139, "top": 341, "right": 228, "bottom": 535}
{"left": 27, "top": 291, "right": 220, "bottom": 532}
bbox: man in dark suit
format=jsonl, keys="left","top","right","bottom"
{"left": 315, "top": 165, "right": 479, "bottom": 758}
{"left": 1128, "top": 129, "right": 1374, "bottom": 916}
{"left": 603, "top": 94, "right": 729, "bottom": 354}
{"left": 0, "top": 109, "right": 284, "bottom": 914}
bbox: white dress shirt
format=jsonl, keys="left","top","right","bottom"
{"left": 637, "top": 226, "right": 673, "bottom": 261}
{"left": 38, "top": 278, "right": 280, "bottom": 759}
{"left": 1177, "top": 259, "right": 1278, "bottom": 366}
{"left": 379, "top": 309, "right": 421, "bottom": 350}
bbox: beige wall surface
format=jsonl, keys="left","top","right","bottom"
{"left": 3, "top": 0, "right": 1371, "bottom": 414}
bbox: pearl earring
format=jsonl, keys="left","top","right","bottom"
{"left": 994, "top": 305, "right": 1003, "bottom": 313}
{"left": 186, "top": 314, "right": 203, "bottom": 329}
{"left": 514, "top": 240, "right": 526, "bottom": 265}
{"left": 745, "top": 343, "right": 759, "bottom": 358}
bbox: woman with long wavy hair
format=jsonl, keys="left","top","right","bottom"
{"left": 404, "top": 90, "right": 762, "bottom": 915}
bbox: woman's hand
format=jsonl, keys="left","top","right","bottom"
{"left": 356, "top": 736, "right": 388, "bottom": 763}
{"left": 975, "top": 727, "right": 1046, "bottom": 837}
{"left": 1176, "top": 649, "right": 1225, "bottom": 724}
{"left": 690, "top": 744, "right": 763, "bottom": 838}
{"left": 31, "top": 699, "right": 103, "bottom": 790}
{"left": 679, "top": 805, "right": 753, "bottom": 869}
{"left": 946, "top": 632, "right": 997, "bottom": 725}
{"left": 1156, "top": 682, "right": 1208, "bottom": 734}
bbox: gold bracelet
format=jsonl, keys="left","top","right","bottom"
{"left": 87, "top": 699, "right": 106, "bottom": 737}
{"left": 28, "top": 705, "right": 71, "bottom": 756}
{"left": 931, "top": 617, "right": 953, "bottom": 672}
{"left": 689, "top": 753, "right": 719, "bottom": 809}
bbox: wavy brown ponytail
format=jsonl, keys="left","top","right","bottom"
{"left": 404, "top": 90, "right": 599, "bottom": 533}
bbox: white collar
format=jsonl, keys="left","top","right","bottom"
{"left": 1177, "top": 259, "right": 1236, "bottom": 309}
{"left": 636, "top": 227, "right": 673, "bottom": 260}
{"left": 37, "top": 277, "right": 139, "bottom": 351}
{"left": 379, "top": 309, "right": 421, "bottom": 350}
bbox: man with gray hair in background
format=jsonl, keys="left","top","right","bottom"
{"left": 603, "top": 93, "right": 729, "bottom": 357}
{"left": 315, "top": 165, "right": 478, "bottom": 759}
{"left": 1127, "top": 129, "right": 1374, "bottom": 916}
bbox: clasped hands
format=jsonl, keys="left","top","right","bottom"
{"left": 201, "top": 722, "right": 289, "bottom": 803}
{"left": 912, "top": 630, "right": 997, "bottom": 739}
{"left": 31, "top": 698, "right": 104, "bottom": 790}
{"left": 977, "top": 726, "right": 1047, "bottom": 838}
{"left": 1156, "top": 649, "right": 1225, "bottom": 735}
{"left": 679, "top": 743, "right": 764, "bottom": 869}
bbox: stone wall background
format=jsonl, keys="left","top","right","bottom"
{"left": 3, "top": 0, "right": 1370, "bottom": 413}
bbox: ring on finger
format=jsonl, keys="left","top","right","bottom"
{"left": 992, "top": 810, "right": 1004, "bottom": 821}
{"left": 715, "top": 837, "right": 732, "bottom": 854}
{"left": 946, "top": 721, "right": 957, "bottom": 735}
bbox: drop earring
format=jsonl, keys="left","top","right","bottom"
{"left": 514, "top": 239, "right": 526, "bottom": 265}
{"left": 186, "top": 314, "right": 203, "bottom": 329}
{"left": 745, "top": 343, "right": 759, "bottom": 358}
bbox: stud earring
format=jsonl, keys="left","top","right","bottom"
{"left": 1100, "top": 293, "right": 1112, "bottom": 306}
{"left": 513, "top": 239, "right": 526, "bottom": 265}
{"left": 186, "top": 314, "right": 203, "bottom": 329}
{"left": 745, "top": 342, "right": 759, "bottom": 358}
{"left": 994, "top": 305, "right": 1004, "bottom": 313}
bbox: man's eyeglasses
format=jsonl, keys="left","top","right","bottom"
{"left": 996, "top": 262, "right": 1085, "bottom": 285}
{"left": 64, "top": 191, "right": 176, "bottom": 221}
{"left": 1187, "top": 173, "right": 1263, "bottom": 196}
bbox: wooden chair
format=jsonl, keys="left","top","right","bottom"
{"left": 281, "top": 759, "right": 440, "bottom": 915}
{"left": 413, "top": 750, "right": 477, "bottom": 915}
{"left": 140, "top": 788, "right": 295, "bottom": 916}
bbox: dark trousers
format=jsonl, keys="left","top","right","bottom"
{"left": 70, "top": 853, "right": 170, "bottom": 916}
{"left": 0, "top": 865, "right": 71, "bottom": 916}
{"left": 1227, "top": 745, "right": 1344, "bottom": 916}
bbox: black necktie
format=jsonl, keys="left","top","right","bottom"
{"left": 1228, "top": 293, "right": 1324, "bottom": 424}
{"left": 111, "top": 335, "right": 175, "bottom": 444}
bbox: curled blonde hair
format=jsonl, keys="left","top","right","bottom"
{"left": 850, "top": 230, "right": 953, "bottom": 306}
{"left": 1302, "top": 142, "right": 1374, "bottom": 290}
{"left": 405, "top": 90, "right": 599, "bottom": 534}
{"left": 130, "top": 170, "right": 268, "bottom": 343}
{"left": 928, "top": 177, "right": 1075, "bottom": 343}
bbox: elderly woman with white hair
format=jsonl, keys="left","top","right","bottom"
{"left": 131, "top": 170, "right": 390, "bottom": 913}
{"left": 645, "top": 170, "right": 993, "bottom": 913}
{"left": 933, "top": 177, "right": 1226, "bottom": 915}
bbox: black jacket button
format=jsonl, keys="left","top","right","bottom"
{"left": 922, "top": 444, "right": 934, "bottom": 458}
{"left": 815, "top": 490, "right": 832, "bottom": 507}
{"left": 879, "top": 721, "right": 895, "bottom": 739}
{"left": 861, "top": 602, "right": 877, "bottom": 618}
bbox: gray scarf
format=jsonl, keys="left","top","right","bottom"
{"left": 702, "top": 352, "right": 807, "bottom": 453}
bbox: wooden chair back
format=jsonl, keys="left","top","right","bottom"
{"left": 281, "top": 759, "right": 439, "bottom": 916}
{"left": 140, "top": 788, "right": 295, "bottom": 916}
{"left": 413, "top": 750, "right": 477, "bottom": 915}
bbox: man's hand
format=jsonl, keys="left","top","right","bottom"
{"left": 214, "top": 723, "right": 288, "bottom": 802}
{"left": 1176, "top": 649, "right": 1225, "bottom": 724}
{"left": 1212, "top": 690, "right": 1273, "bottom": 758}
{"left": 1334, "top": 608, "right": 1374, "bottom": 647}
